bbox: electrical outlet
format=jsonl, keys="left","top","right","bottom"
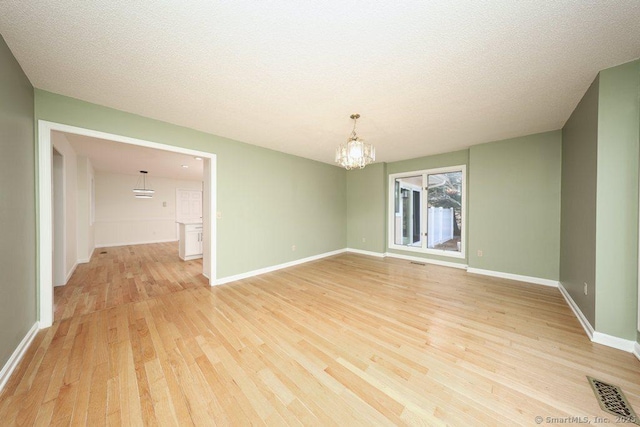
{"left": 292, "top": 245, "right": 296, "bottom": 251}
{"left": 162, "top": 201, "right": 167, "bottom": 207}
{"left": 477, "top": 250, "right": 483, "bottom": 257}
{"left": 584, "top": 282, "right": 588, "bottom": 295}
{"left": 362, "top": 237, "right": 366, "bottom": 243}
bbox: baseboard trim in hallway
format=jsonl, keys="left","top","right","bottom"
{"left": 0, "top": 321, "right": 39, "bottom": 394}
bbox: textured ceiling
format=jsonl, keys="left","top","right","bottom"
{"left": 2, "top": 1, "right": 640, "bottom": 164}
{"left": 60, "top": 132, "right": 204, "bottom": 181}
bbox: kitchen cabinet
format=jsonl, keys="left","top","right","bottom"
{"left": 178, "top": 222, "right": 203, "bottom": 261}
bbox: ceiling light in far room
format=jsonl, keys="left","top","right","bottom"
{"left": 182, "top": 164, "right": 189, "bottom": 168}
{"left": 133, "top": 170, "right": 154, "bottom": 199}
{"left": 335, "top": 113, "right": 375, "bottom": 170}
{"left": 194, "top": 156, "right": 203, "bottom": 161}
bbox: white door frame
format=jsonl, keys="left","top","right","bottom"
{"left": 51, "top": 147, "right": 66, "bottom": 287}
{"left": 37, "top": 120, "right": 217, "bottom": 328}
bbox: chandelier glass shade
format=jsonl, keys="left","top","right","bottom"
{"left": 335, "top": 114, "right": 375, "bottom": 170}
{"left": 133, "top": 170, "right": 154, "bottom": 198}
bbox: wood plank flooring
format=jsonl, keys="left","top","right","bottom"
{"left": 53, "top": 242, "right": 208, "bottom": 321}
{"left": 2, "top": 243, "right": 640, "bottom": 425}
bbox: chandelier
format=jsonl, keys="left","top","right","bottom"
{"left": 132, "top": 170, "right": 154, "bottom": 198}
{"left": 335, "top": 113, "right": 375, "bottom": 170}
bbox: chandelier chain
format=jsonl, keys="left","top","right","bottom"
{"left": 350, "top": 115, "right": 358, "bottom": 140}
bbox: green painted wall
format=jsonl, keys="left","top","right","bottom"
{"left": 468, "top": 131, "right": 562, "bottom": 280}
{"left": 346, "top": 163, "right": 386, "bottom": 253}
{"left": 595, "top": 60, "right": 639, "bottom": 339}
{"left": 35, "top": 90, "right": 347, "bottom": 279}
{"left": 560, "top": 76, "right": 599, "bottom": 326}
{"left": 0, "top": 36, "right": 36, "bottom": 368}
{"left": 386, "top": 150, "right": 469, "bottom": 264}
{"left": 386, "top": 150, "right": 469, "bottom": 176}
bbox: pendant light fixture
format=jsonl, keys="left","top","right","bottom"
{"left": 335, "top": 113, "right": 375, "bottom": 170}
{"left": 133, "top": 170, "right": 154, "bottom": 199}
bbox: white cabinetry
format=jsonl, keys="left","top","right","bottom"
{"left": 176, "top": 189, "right": 203, "bottom": 223}
{"left": 178, "top": 222, "right": 203, "bottom": 261}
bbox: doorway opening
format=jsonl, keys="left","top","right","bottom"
{"left": 37, "top": 120, "right": 217, "bottom": 328}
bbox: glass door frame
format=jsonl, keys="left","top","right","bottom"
{"left": 397, "top": 181, "right": 422, "bottom": 247}
{"left": 388, "top": 165, "right": 466, "bottom": 259}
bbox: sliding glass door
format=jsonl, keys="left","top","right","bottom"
{"left": 426, "top": 170, "right": 462, "bottom": 251}
{"left": 389, "top": 166, "right": 466, "bottom": 258}
{"left": 394, "top": 176, "right": 422, "bottom": 247}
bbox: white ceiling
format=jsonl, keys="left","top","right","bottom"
{"left": 2, "top": 2, "right": 640, "bottom": 165}
{"left": 59, "top": 132, "right": 204, "bottom": 181}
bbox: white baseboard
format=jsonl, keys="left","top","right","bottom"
{"left": 179, "top": 254, "right": 203, "bottom": 261}
{"left": 346, "top": 248, "right": 385, "bottom": 258}
{"left": 216, "top": 248, "right": 347, "bottom": 285}
{"left": 0, "top": 322, "right": 39, "bottom": 393}
{"left": 55, "top": 261, "right": 79, "bottom": 287}
{"left": 592, "top": 332, "right": 636, "bottom": 353}
{"left": 77, "top": 246, "right": 96, "bottom": 264}
{"left": 467, "top": 267, "right": 559, "bottom": 287}
{"left": 96, "top": 239, "right": 178, "bottom": 248}
{"left": 216, "top": 248, "right": 463, "bottom": 286}
{"left": 65, "top": 261, "right": 78, "bottom": 284}
{"left": 558, "top": 282, "right": 637, "bottom": 354}
{"left": 558, "top": 282, "right": 595, "bottom": 339}
{"left": 384, "top": 252, "right": 468, "bottom": 270}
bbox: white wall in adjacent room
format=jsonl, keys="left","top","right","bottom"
{"left": 51, "top": 132, "right": 78, "bottom": 285}
{"left": 94, "top": 172, "right": 202, "bottom": 247}
{"left": 76, "top": 156, "right": 95, "bottom": 262}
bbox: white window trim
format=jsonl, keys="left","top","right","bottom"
{"left": 388, "top": 165, "right": 466, "bottom": 259}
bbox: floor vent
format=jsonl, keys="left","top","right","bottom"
{"left": 100, "top": 251, "right": 107, "bottom": 254}
{"left": 410, "top": 261, "right": 426, "bottom": 266}
{"left": 588, "top": 376, "right": 640, "bottom": 425}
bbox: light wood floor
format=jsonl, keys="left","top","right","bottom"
{"left": 53, "top": 242, "right": 208, "bottom": 321}
{"left": 1, "top": 243, "right": 640, "bottom": 425}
